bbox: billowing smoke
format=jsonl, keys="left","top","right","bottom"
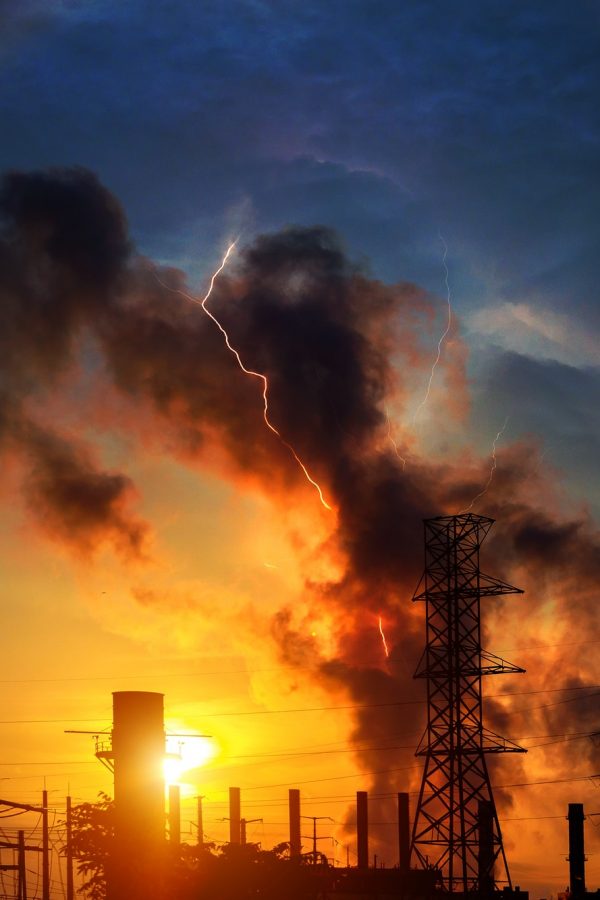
{"left": 1, "top": 167, "right": 598, "bottom": 858}
{"left": 19, "top": 421, "right": 148, "bottom": 559}
{"left": 0, "top": 167, "right": 145, "bottom": 558}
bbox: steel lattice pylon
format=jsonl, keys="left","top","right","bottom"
{"left": 410, "top": 514, "right": 526, "bottom": 893}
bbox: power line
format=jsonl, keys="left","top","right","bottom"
{"left": 0, "top": 762, "right": 97, "bottom": 767}
{"left": 0, "top": 643, "right": 595, "bottom": 684}
{"left": 216, "top": 729, "right": 599, "bottom": 761}
{"left": 496, "top": 638, "right": 600, "bottom": 653}
{"left": 0, "top": 683, "right": 597, "bottom": 725}
{"left": 511, "top": 690, "right": 600, "bottom": 715}
{"left": 0, "top": 719, "right": 111, "bottom": 725}
{"left": 174, "top": 772, "right": 600, "bottom": 810}
{"left": 225, "top": 770, "right": 600, "bottom": 797}
{"left": 0, "top": 729, "right": 595, "bottom": 779}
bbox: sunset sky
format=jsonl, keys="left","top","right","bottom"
{"left": 0, "top": 3, "right": 599, "bottom": 897}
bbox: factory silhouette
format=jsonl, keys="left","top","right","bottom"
{"left": 3, "top": 514, "right": 596, "bottom": 900}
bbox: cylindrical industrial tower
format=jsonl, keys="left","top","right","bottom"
{"left": 568, "top": 803, "right": 586, "bottom": 898}
{"left": 106, "top": 691, "right": 166, "bottom": 900}
{"left": 398, "top": 792, "right": 410, "bottom": 875}
{"left": 289, "top": 789, "right": 301, "bottom": 859}
{"left": 229, "top": 787, "right": 241, "bottom": 844}
{"left": 169, "top": 784, "right": 181, "bottom": 847}
{"left": 356, "top": 791, "right": 369, "bottom": 869}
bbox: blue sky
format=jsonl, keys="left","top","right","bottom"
{"left": 1, "top": 0, "right": 599, "bottom": 509}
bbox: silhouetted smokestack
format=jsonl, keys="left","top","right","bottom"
{"left": 229, "top": 787, "right": 241, "bottom": 844}
{"left": 568, "top": 803, "right": 586, "bottom": 898}
{"left": 289, "top": 789, "right": 301, "bottom": 858}
{"left": 197, "top": 796, "right": 204, "bottom": 847}
{"left": 109, "top": 691, "right": 166, "bottom": 900}
{"left": 478, "top": 799, "right": 495, "bottom": 897}
{"left": 398, "top": 792, "right": 410, "bottom": 875}
{"left": 357, "top": 791, "right": 368, "bottom": 869}
{"left": 169, "top": 785, "right": 181, "bottom": 846}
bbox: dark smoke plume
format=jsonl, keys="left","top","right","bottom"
{"left": 1, "top": 167, "right": 598, "bottom": 859}
{"left": 0, "top": 167, "right": 143, "bottom": 557}
{"left": 20, "top": 422, "right": 148, "bottom": 559}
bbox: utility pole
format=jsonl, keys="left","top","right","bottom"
{"left": 0, "top": 838, "right": 41, "bottom": 900}
{"left": 42, "top": 790, "right": 49, "bottom": 900}
{"left": 240, "top": 818, "right": 262, "bottom": 846}
{"left": 168, "top": 785, "right": 181, "bottom": 846}
{"left": 301, "top": 816, "right": 333, "bottom": 865}
{"left": 18, "top": 830, "right": 27, "bottom": 900}
{"left": 0, "top": 798, "right": 45, "bottom": 900}
{"left": 66, "top": 795, "right": 74, "bottom": 900}
{"left": 196, "top": 796, "right": 205, "bottom": 848}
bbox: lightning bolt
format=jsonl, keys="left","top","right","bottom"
{"left": 385, "top": 406, "right": 406, "bottom": 470}
{"left": 412, "top": 232, "right": 452, "bottom": 426}
{"left": 159, "top": 243, "right": 332, "bottom": 511}
{"left": 459, "top": 416, "right": 509, "bottom": 514}
{"left": 378, "top": 615, "right": 390, "bottom": 658}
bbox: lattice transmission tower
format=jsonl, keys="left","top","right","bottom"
{"left": 410, "top": 514, "right": 526, "bottom": 893}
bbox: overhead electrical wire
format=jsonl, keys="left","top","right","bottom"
{"left": 0, "top": 637, "right": 596, "bottom": 684}
{"left": 0, "top": 683, "right": 597, "bottom": 725}
{"left": 0, "top": 727, "right": 596, "bottom": 780}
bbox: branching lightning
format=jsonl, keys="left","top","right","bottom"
{"left": 378, "top": 615, "right": 390, "bottom": 658}
{"left": 158, "top": 243, "right": 332, "bottom": 511}
{"left": 459, "top": 416, "right": 509, "bottom": 514}
{"left": 385, "top": 405, "right": 406, "bottom": 470}
{"left": 412, "top": 232, "right": 452, "bottom": 426}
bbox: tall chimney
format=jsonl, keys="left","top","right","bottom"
{"left": 289, "top": 789, "right": 301, "bottom": 858}
{"left": 357, "top": 791, "right": 368, "bottom": 869}
{"left": 568, "top": 803, "right": 586, "bottom": 898}
{"left": 478, "top": 799, "right": 495, "bottom": 897}
{"left": 109, "top": 691, "right": 166, "bottom": 900}
{"left": 398, "top": 792, "right": 410, "bottom": 874}
{"left": 229, "top": 787, "right": 241, "bottom": 844}
{"left": 169, "top": 784, "right": 181, "bottom": 846}
{"left": 197, "top": 796, "right": 204, "bottom": 847}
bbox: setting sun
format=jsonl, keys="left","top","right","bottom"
{"left": 164, "top": 736, "right": 217, "bottom": 785}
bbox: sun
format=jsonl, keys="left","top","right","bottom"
{"left": 163, "top": 736, "right": 217, "bottom": 785}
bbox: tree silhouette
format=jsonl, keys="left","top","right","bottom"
{"left": 68, "top": 793, "right": 114, "bottom": 900}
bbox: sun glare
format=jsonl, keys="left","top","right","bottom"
{"left": 164, "top": 736, "right": 217, "bottom": 785}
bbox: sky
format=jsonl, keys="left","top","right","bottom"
{"left": 0, "top": 2, "right": 598, "bottom": 897}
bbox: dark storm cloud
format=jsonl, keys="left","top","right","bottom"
{"left": 2, "top": 0, "right": 597, "bottom": 513}
{"left": 1, "top": 1, "right": 597, "bottom": 317}
{"left": 20, "top": 422, "right": 148, "bottom": 560}
{"left": 0, "top": 167, "right": 144, "bottom": 557}
{"left": 0, "top": 166, "right": 128, "bottom": 392}
{"left": 0, "top": 166, "right": 438, "bottom": 562}
{"left": 0, "top": 167, "right": 129, "bottom": 290}
{"left": 100, "top": 224, "right": 429, "bottom": 497}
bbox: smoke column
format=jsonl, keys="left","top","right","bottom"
{"left": 1, "top": 167, "right": 598, "bottom": 862}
